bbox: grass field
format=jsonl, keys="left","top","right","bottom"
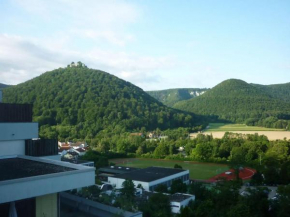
{"left": 109, "top": 158, "right": 228, "bottom": 180}
{"left": 205, "top": 123, "right": 284, "bottom": 132}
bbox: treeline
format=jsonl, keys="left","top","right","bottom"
{"left": 83, "top": 128, "right": 290, "bottom": 185}
{"left": 178, "top": 182, "right": 290, "bottom": 217}
{"left": 3, "top": 65, "right": 205, "bottom": 139}
{"left": 174, "top": 79, "right": 290, "bottom": 129}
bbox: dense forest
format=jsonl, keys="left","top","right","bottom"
{"left": 174, "top": 79, "right": 290, "bottom": 129}
{"left": 252, "top": 82, "right": 290, "bottom": 102}
{"left": 0, "top": 83, "right": 10, "bottom": 89}
{"left": 147, "top": 88, "right": 208, "bottom": 107}
{"left": 2, "top": 63, "right": 205, "bottom": 140}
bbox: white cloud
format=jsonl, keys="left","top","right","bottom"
{"left": 0, "top": 34, "right": 174, "bottom": 89}
{"left": 72, "top": 29, "right": 134, "bottom": 46}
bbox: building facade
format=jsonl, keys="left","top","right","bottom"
{"left": 0, "top": 99, "right": 95, "bottom": 217}
{"left": 108, "top": 167, "right": 189, "bottom": 191}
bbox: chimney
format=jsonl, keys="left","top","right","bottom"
{"left": 0, "top": 90, "right": 2, "bottom": 103}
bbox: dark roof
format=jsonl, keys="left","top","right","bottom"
{"left": 112, "top": 167, "right": 186, "bottom": 182}
{"left": 98, "top": 166, "right": 140, "bottom": 175}
{"left": 0, "top": 158, "right": 76, "bottom": 182}
{"left": 62, "top": 158, "right": 92, "bottom": 165}
{"left": 169, "top": 193, "right": 193, "bottom": 202}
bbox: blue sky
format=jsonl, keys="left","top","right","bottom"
{"left": 0, "top": 0, "right": 289, "bottom": 90}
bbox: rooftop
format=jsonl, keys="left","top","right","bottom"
{"left": 112, "top": 167, "right": 186, "bottom": 182}
{"left": 169, "top": 193, "right": 194, "bottom": 202}
{"left": 0, "top": 157, "right": 76, "bottom": 181}
{"left": 98, "top": 165, "right": 140, "bottom": 175}
{"left": 0, "top": 155, "right": 95, "bottom": 204}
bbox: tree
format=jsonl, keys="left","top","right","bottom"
{"left": 120, "top": 179, "right": 135, "bottom": 201}
{"left": 171, "top": 179, "right": 187, "bottom": 194}
{"left": 188, "top": 182, "right": 207, "bottom": 200}
{"left": 154, "top": 184, "right": 168, "bottom": 193}
{"left": 275, "top": 185, "right": 290, "bottom": 217}
{"left": 153, "top": 143, "right": 169, "bottom": 158}
{"left": 174, "top": 164, "right": 182, "bottom": 169}
{"left": 140, "top": 193, "right": 172, "bottom": 217}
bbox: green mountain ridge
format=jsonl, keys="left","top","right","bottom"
{"left": 174, "top": 79, "right": 290, "bottom": 128}
{"left": 251, "top": 82, "right": 290, "bottom": 102}
{"left": 146, "top": 88, "right": 209, "bottom": 107}
{"left": 3, "top": 65, "right": 204, "bottom": 140}
{"left": 0, "top": 83, "right": 10, "bottom": 89}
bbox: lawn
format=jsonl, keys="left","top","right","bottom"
{"left": 109, "top": 158, "right": 229, "bottom": 180}
{"left": 204, "top": 123, "right": 283, "bottom": 132}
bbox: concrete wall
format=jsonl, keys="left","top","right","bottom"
{"left": 0, "top": 140, "right": 25, "bottom": 156}
{"left": 36, "top": 193, "right": 58, "bottom": 217}
{"left": 60, "top": 192, "right": 142, "bottom": 217}
{"left": 0, "top": 156, "right": 95, "bottom": 203}
{"left": 149, "top": 170, "right": 189, "bottom": 187}
{"left": 108, "top": 177, "right": 149, "bottom": 191}
{"left": 0, "top": 122, "right": 38, "bottom": 141}
{"left": 108, "top": 170, "right": 189, "bottom": 191}
{"left": 170, "top": 195, "right": 195, "bottom": 214}
{"left": 40, "top": 154, "right": 62, "bottom": 161}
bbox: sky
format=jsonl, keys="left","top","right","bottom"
{"left": 0, "top": 0, "right": 289, "bottom": 90}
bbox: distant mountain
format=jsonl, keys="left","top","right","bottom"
{"left": 0, "top": 83, "right": 10, "bottom": 89}
{"left": 147, "top": 88, "right": 208, "bottom": 107}
{"left": 174, "top": 79, "right": 290, "bottom": 128}
{"left": 3, "top": 63, "right": 204, "bottom": 139}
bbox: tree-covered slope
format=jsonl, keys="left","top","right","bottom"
{"left": 174, "top": 79, "right": 290, "bottom": 128}
{"left": 252, "top": 82, "right": 290, "bottom": 102}
{"left": 146, "top": 88, "right": 208, "bottom": 107}
{"left": 3, "top": 64, "right": 204, "bottom": 139}
{"left": 0, "top": 83, "right": 10, "bottom": 89}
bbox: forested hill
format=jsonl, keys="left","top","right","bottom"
{"left": 251, "top": 82, "right": 290, "bottom": 102}
{"left": 3, "top": 64, "right": 204, "bottom": 139}
{"left": 146, "top": 88, "right": 208, "bottom": 107}
{"left": 174, "top": 79, "right": 290, "bottom": 128}
{"left": 0, "top": 83, "right": 10, "bottom": 89}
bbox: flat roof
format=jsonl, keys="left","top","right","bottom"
{"left": 0, "top": 155, "right": 95, "bottom": 204}
{"left": 61, "top": 158, "right": 93, "bottom": 165}
{"left": 0, "top": 157, "right": 76, "bottom": 181}
{"left": 169, "top": 193, "right": 194, "bottom": 202}
{"left": 98, "top": 166, "right": 140, "bottom": 175}
{"left": 112, "top": 167, "right": 187, "bottom": 182}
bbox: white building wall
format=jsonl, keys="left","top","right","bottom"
{"left": 0, "top": 122, "right": 38, "bottom": 141}
{"left": 0, "top": 156, "right": 95, "bottom": 204}
{"left": 149, "top": 170, "right": 189, "bottom": 187}
{"left": 0, "top": 140, "right": 25, "bottom": 156}
{"left": 170, "top": 195, "right": 195, "bottom": 214}
{"left": 108, "top": 177, "right": 150, "bottom": 191}
{"left": 108, "top": 170, "right": 189, "bottom": 191}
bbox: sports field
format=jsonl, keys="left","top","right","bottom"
{"left": 205, "top": 123, "right": 283, "bottom": 132}
{"left": 109, "top": 158, "right": 228, "bottom": 180}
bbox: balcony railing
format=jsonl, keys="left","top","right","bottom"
{"left": 25, "top": 139, "right": 58, "bottom": 157}
{"left": 0, "top": 103, "right": 33, "bottom": 122}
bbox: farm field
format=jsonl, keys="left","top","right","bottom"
{"left": 205, "top": 123, "right": 284, "bottom": 132}
{"left": 109, "top": 158, "right": 228, "bottom": 180}
{"left": 190, "top": 123, "right": 290, "bottom": 140}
